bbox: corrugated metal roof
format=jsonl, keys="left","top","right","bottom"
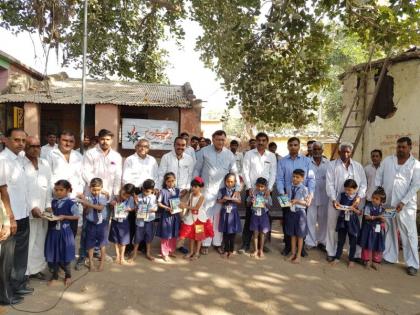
{"left": 0, "top": 78, "right": 194, "bottom": 108}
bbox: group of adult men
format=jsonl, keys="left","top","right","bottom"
{"left": 0, "top": 127, "right": 419, "bottom": 305}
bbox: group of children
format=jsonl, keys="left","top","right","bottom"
{"left": 43, "top": 168, "right": 387, "bottom": 286}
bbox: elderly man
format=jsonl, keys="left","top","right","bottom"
{"left": 375, "top": 137, "right": 420, "bottom": 276}
{"left": 194, "top": 130, "right": 240, "bottom": 255}
{"left": 0, "top": 128, "right": 33, "bottom": 300}
{"left": 24, "top": 137, "right": 52, "bottom": 280}
{"left": 365, "top": 149, "right": 382, "bottom": 203}
{"left": 277, "top": 137, "right": 315, "bottom": 256}
{"left": 241, "top": 132, "right": 277, "bottom": 253}
{"left": 40, "top": 132, "right": 57, "bottom": 159}
{"left": 306, "top": 141, "right": 329, "bottom": 249}
{"left": 157, "top": 136, "right": 194, "bottom": 190}
{"left": 122, "top": 138, "right": 158, "bottom": 187}
{"left": 325, "top": 142, "right": 367, "bottom": 262}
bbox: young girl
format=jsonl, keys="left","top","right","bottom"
{"left": 44, "top": 180, "right": 79, "bottom": 286}
{"left": 358, "top": 187, "right": 386, "bottom": 270}
{"left": 217, "top": 173, "right": 242, "bottom": 258}
{"left": 77, "top": 178, "right": 109, "bottom": 272}
{"left": 156, "top": 172, "right": 181, "bottom": 262}
{"left": 109, "top": 184, "right": 136, "bottom": 264}
{"left": 284, "top": 169, "right": 309, "bottom": 264}
{"left": 131, "top": 179, "right": 158, "bottom": 261}
{"left": 179, "top": 177, "right": 213, "bottom": 260}
{"left": 331, "top": 179, "right": 362, "bottom": 268}
{"left": 248, "top": 177, "right": 272, "bottom": 259}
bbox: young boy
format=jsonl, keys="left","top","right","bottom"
{"left": 131, "top": 179, "right": 158, "bottom": 261}
{"left": 248, "top": 177, "right": 272, "bottom": 259}
{"left": 285, "top": 169, "right": 309, "bottom": 264}
{"left": 77, "top": 178, "right": 109, "bottom": 271}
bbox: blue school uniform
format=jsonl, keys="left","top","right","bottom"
{"left": 108, "top": 197, "right": 135, "bottom": 245}
{"left": 133, "top": 194, "right": 157, "bottom": 244}
{"left": 358, "top": 204, "right": 385, "bottom": 252}
{"left": 45, "top": 198, "right": 79, "bottom": 263}
{"left": 335, "top": 193, "right": 360, "bottom": 236}
{"left": 284, "top": 183, "right": 309, "bottom": 238}
{"left": 248, "top": 193, "right": 271, "bottom": 233}
{"left": 218, "top": 187, "right": 242, "bottom": 234}
{"left": 156, "top": 188, "right": 181, "bottom": 239}
{"left": 85, "top": 194, "right": 109, "bottom": 250}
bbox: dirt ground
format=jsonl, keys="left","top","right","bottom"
{"left": 2, "top": 221, "right": 420, "bottom": 315}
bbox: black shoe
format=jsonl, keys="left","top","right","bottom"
{"left": 317, "top": 243, "right": 326, "bottom": 252}
{"left": 29, "top": 272, "right": 47, "bottom": 281}
{"left": 177, "top": 247, "right": 189, "bottom": 255}
{"left": 15, "top": 287, "right": 34, "bottom": 296}
{"left": 301, "top": 248, "right": 308, "bottom": 257}
{"left": 263, "top": 246, "right": 271, "bottom": 253}
{"left": 281, "top": 248, "right": 290, "bottom": 256}
{"left": 407, "top": 267, "right": 418, "bottom": 276}
{"left": 326, "top": 256, "right": 335, "bottom": 262}
{"left": 0, "top": 296, "right": 24, "bottom": 305}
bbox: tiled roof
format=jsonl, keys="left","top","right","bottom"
{"left": 0, "top": 77, "right": 196, "bottom": 108}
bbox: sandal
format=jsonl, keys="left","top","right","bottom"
{"left": 200, "top": 247, "right": 209, "bottom": 255}
{"left": 216, "top": 246, "right": 224, "bottom": 255}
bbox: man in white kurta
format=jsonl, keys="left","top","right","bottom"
{"left": 157, "top": 137, "right": 194, "bottom": 190}
{"left": 193, "top": 130, "right": 240, "bottom": 252}
{"left": 325, "top": 143, "right": 367, "bottom": 261}
{"left": 40, "top": 132, "right": 57, "bottom": 159}
{"left": 364, "top": 149, "right": 382, "bottom": 203}
{"left": 306, "top": 142, "right": 329, "bottom": 248}
{"left": 122, "top": 139, "right": 158, "bottom": 187}
{"left": 375, "top": 137, "right": 420, "bottom": 275}
{"left": 24, "top": 137, "right": 52, "bottom": 278}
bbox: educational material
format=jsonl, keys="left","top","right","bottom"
{"left": 169, "top": 198, "right": 182, "bottom": 214}
{"left": 137, "top": 203, "right": 149, "bottom": 220}
{"left": 114, "top": 203, "right": 127, "bottom": 219}
{"left": 41, "top": 212, "right": 59, "bottom": 221}
{"left": 253, "top": 195, "right": 266, "bottom": 208}
{"left": 383, "top": 208, "right": 397, "bottom": 219}
{"left": 278, "top": 195, "right": 291, "bottom": 208}
{"left": 337, "top": 205, "right": 353, "bottom": 211}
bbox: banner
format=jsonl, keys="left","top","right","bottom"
{"left": 121, "top": 118, "right": 178, "bottom": 150}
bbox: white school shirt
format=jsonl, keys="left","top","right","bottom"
{"left": 157, "top": 151, "right": 194, "bottom": 189}
{"left": 185, "top": 146, "right": 197, "bottom": 164}
{"left": 375, "top": 155, "right": 420, "bottom": 210}
{"left": 24, "top": 157, "right": 52, "bottom": 216}
{"left": 0, "top": 148, "right": 27, "bottom": 220}
{"left": 122, "top": 153, "right": 158, "bottom": 187}
{"left": 311, "top": 157, "right": 329, "bottom": 206}
{"left": 233, "top": 151, "right": 244, "bottom": 177}
{"left": 364, "top": 163, "right": 379, "bottom": 202}
{"left": 46, "top": 148, "right": 84, "bottom": 198}
{"left": 40, "top": 143, "right": 58, "bottom": 159}
{"left": 326, "top": 158, "right": 367, "bottom": 201}
{"left": 242, "top": 148, "right": 277, "bottom": 191}
{"left": 83, "top": 146, "right": 122, "bottom": 197}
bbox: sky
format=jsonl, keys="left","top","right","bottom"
{"left": 0, "top": 19, "right": 234, "bottom": 119}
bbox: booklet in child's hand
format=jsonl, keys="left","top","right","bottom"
{"left": 41, "top": 212, "right": 59, "bottom": 221}
{"left": 337, "top": 205, "right": 352, "bottom": 211}
{"left": 253, "top": 195, "right": 266, "bottom": 208}
{"left": 169, "top": 198, "right": 182, "bottom": 214}
{"left": 114, "top": 203, "right": 127, "bottom": 219}
{"left": 383, "top": 208, "right": 396, "bottom": 219}
{"left": 277, "top": 195, "right": 291, "bottom": 208}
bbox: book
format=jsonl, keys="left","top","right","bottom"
{"left": 253, "top": 195, "right": 266, "bottom": 208}
{"left": 383, "top": 208, "right": 397, "bottom": 219}
{"left": 136, "top": 203, "right": 149, "bottom": 220}
{"left": 41, "top": 212, "right": 59, "bottom": 221}
{"left": 337, "top": 205, "right": 353, "bottom": 211}
{"left": 169, "top": 198, "right": 182, "bottom": 214}
{"left": 114, "top": 203, "right": 127, "bottom": 219}
{"left": 277, "top": 195, "right": 291, "bottom": 208}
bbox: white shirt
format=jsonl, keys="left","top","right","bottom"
{"left": 242, "top": 148, "right": 277, "bottom": 190}
{"left": 311, "top": 157, "right": 329, "bottom": 206}
{"left": 122, "top": 153, "right": 158, "bottom": 187}
{"left": 185, "top": 146, "right": 197, "bottom": 164}
{"left": 375, "top": 155, "right": 420, "bottom": 210}
{"left": 326, "top": 158, "right": 367, "bottom": 201}
{"left": 0, "top": 148, "right": 27, "bottom": 220}
{"left": 157, "top": 151, "right": 194, "bottom": 189}
{"left": 24, "top": 157, "right": 52, "bottom": 217}
{"left": 46, "top": 148, "right": 84, "bottom": 198}
{"left": 233, "top": 152, "right": 244, "bottom": 177}
{"left": 364, "top": 163, "right": 379, "bottom": 201}
{"left": 40, "top": 143, "right": 58, "bottom": 159}
{"left": 83, "top": 146, "right": 122, "bottom": 197}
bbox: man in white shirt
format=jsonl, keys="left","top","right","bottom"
{"left": 325, "top": 142, "right": 367, "bottom": 262}
{"left": 0, "top": 128, "right": 33, "bottom": 299}
{"left": 194, "top": 130, "right": 241, "bottom": 254}
{"left": 240, "top": 132, "right": 277, "bottom": 252}
{"left": 40, "top": 132, "right": 57, "bottom": 159}
{"left": 364, "top": 149, "right": 382, "bottom": 203}
{"left": 157, "top": 136, "right": 194, "bottom": 190}
{"left": 23, "top": 137, "right": 52, "bottom": 280}
{"left": 230, "top": 140, "right": 244, "bottom": 178}
{"left": 306, "top": 142, "right": 329, "bottom": 249}
{"left": 375, "top": 137, "right": 420, "bottom": 276}
{"left": 122, "top": 139, "right": 158, "bottom": 187}
{"left": 180, "top": 132, "right": 197, "bottom": 163}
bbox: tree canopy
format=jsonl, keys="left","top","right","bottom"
{"left": 1, "top": 0, "right": 419, "bottom": 128}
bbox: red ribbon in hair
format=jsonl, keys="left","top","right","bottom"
{"left": 194, "top": 176, "right": 204, "bottom": 184}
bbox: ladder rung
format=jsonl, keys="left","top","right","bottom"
{"left": 345, "top": 126, "right": 362, "bottom": 128}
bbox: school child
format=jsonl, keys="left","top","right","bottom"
{"left": 132, "top": 179, "right": 158, "bottom": 261}
{"left": 156, "top": 172, "right": 182, "bottom": 261}
{"left": 284, "top": 169, "right": 309, "bottom": 264}
{"left": 359, "top": 187, "right": 387, "bottom": 270}
{"left": 109, "top": 184, "right": 136, "bottom": 264}
{"left": 217, "top": 173, "right": 242, "bottom": 258}
{"left": 78, "top": 178, "right": 109, "bottom": 272}
{"left": 44, "top": 180, "right": 79, "bottom": 286}
{"left": 331, "top": 179, "right": 362, "bottom": 268}
{"left": 248, "top": 177, "right": 272, "bottom": 259}
{"left": 179, "top": 177, "right": 214, "bottom": 260}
